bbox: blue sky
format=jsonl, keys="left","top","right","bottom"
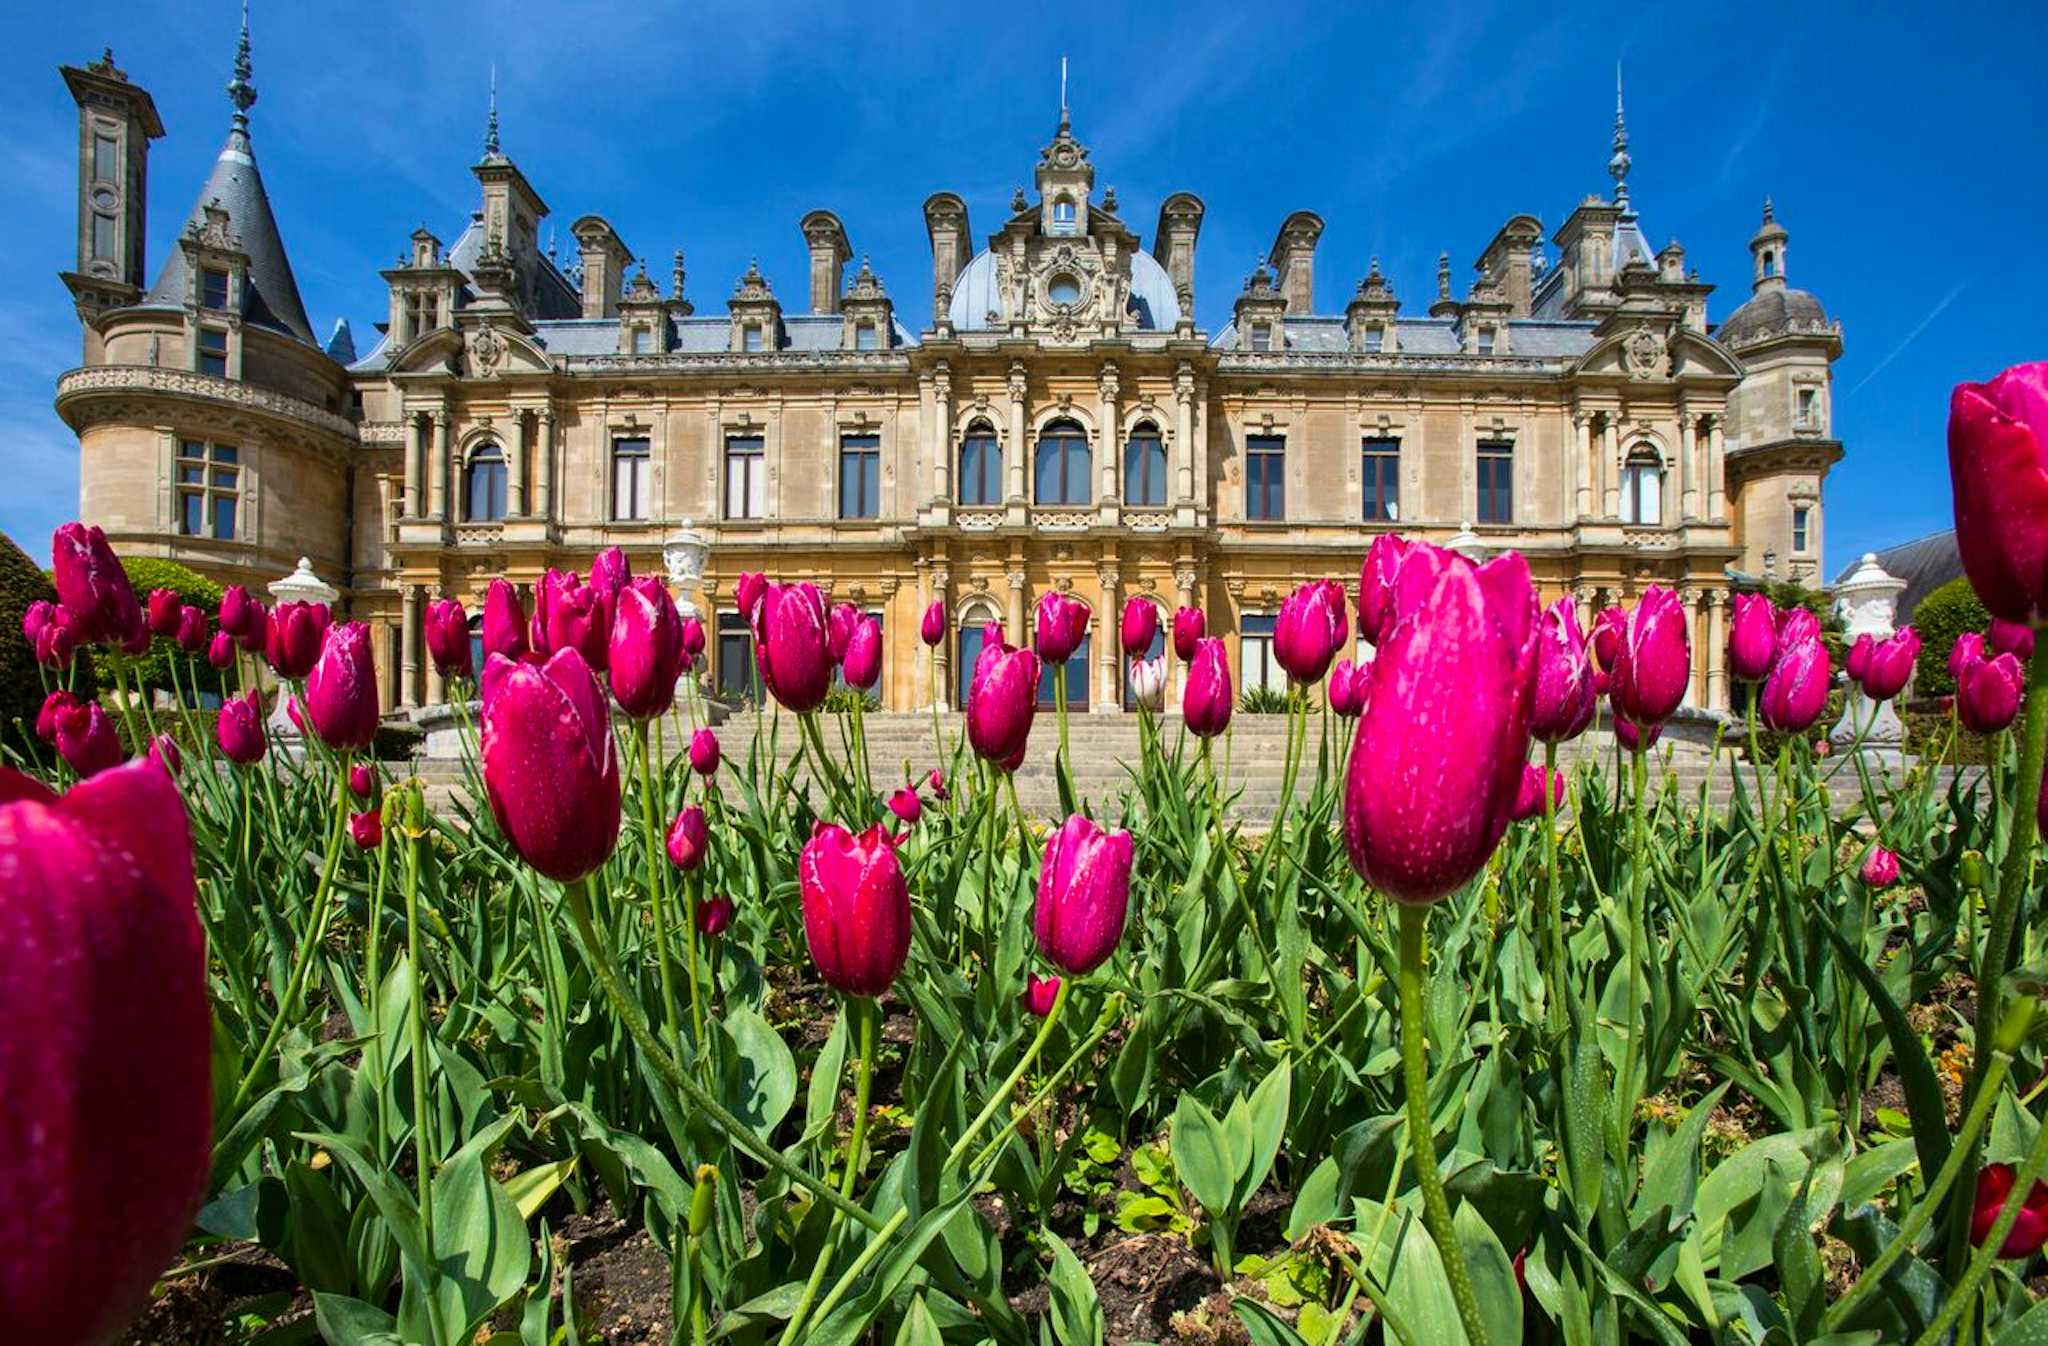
{"left": 3, "top": 1, "right": 2042, "bottom": 578}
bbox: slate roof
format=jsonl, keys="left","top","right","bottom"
{"left": 1210, "top": 315, "right": 1597, "bottom": 357}
{"left": 144, "top": 125, "right": 316, "bottom": 346}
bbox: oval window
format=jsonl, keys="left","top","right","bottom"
{"left": 1047, "top": 275, "right": 1082, "bottom": 306}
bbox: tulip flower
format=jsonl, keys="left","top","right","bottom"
{"left": 541, "top": 569, "right": 610, "bottom": 671}
{"left": 1129, "top": 655, "right": 1167, "bottom": 711}
{"left": 666, "top": 804, "right": 710, "bottom": 872}
{"left": 967, "top": 635, "right": 1040, "bottom": 771}
{"left": 34, "top": 617, "right": 77, "bottom": 670}
{"left": 1846, "top": 633, "right": 1871, "bottom": 684}
{"left": 799, "top": 822, "right": 911, "bottom": 997}
{"left": 1328, "top": 657, "right": 1365, "bottom": 718}
{"left": 350, "top": 809, "right": 383, "bottom": 850}
{"left": 610, "top": 579, "right": 686, "bottom": 720}
{"left": 174, "top": 604, "right": 207, "bottom": 655}
{"left": 1776, "top": 606, "right": 1820, "bottom": 649}
{"left": 1172, "top": 605, "right": 1206, "bottom": 662}
{"left": 827, "top": 601, "right": 862, "bottom": 666}
{"left": 1972, "top": 1163, "right": 2048, "bottom": 1258}
{"left": 423, "top": 598, "right": 473, "bottom": 681}
{"left": 1275, "top": 579, "right": 1349, "bottom": 685}
{"left": 217, "top": 691, "right": 266, "bottom": 765}
{"left": 1851, "top": 627, "right": 1920, "bottom": 702}
{"left": 1035, "top": 813, "right": 1135, "bottom": 975}
{"left": 55, "top": 703, "right": 122, "bottom": 778}
{"left": 1611, "top": 712, "right": 1662, "bottom": 753}
{"left": 1591, "top": 605, "right": 1625, "bottom": 673}
{"left": 349, "top": 763, "right": 376, "bottom": 799}
{"left": 306, "top": 622, "right": 380, "bottom": 750}
{"left": 51, "top": 521, "right": 142, "bottom": 647}
{"left": 1727, "top": 593, "right": 1779, "bottom": 683}
{"left": 285, "top": 695, "right": 306, "bottom": 736}
{"left": 207, "top": 629, "right": 236, "bottom": 670}
{"left": 842, "top": 616, "right": 883, "bottom": 691}
{"left": 148, "top": 733, "right": 182, "bottom": 779}
{"left": 1953, "top": 632, "right": 1987, "bottom": 684}
{"left": 1023, "top": 973, "right": 1061, "bottom": 1018}
{"left": 0, "top": 758, "right": 210, "bottom": 1346}
{"left": 757, "top": 583, "right": 833, "bottom": 714}
{"left": 1120, "top": 596, "right": 1159, "bottom": 657}
{"left": 887, "top": 786, "right": 922, "bottom": 825}
{"left": 1358, "top": 534, "right": 1412, "bottom": 645}
{"left": 35, "top": 691, "right": 76, "bottom": 744}
{"left": 1509, "top": 763, "right": 1564, "bottom": 822}
{"left": 589, "top": 545, "right": 631, "bottom": 629}
{"left": 146, "top": 588, "right": 182, "bottom": 639}
{"left": 1812, "top": 738, "right": 1832, "bottom": 758}
{"left": 21, "top": 598, "right": 54, "bottom": 649}
{"left": 1530, "top": 598, "right": 1597, "bottom": 743}
{"left": 1182, "top": 637, "right": 1233, "bottom": 738}
{"left": 119, "top": 624, "right": 151, "bottom": 657}
{"left": 927, "top": 768, "right": 948, "bottom": 800}
{"left": 920, "top": 599, "right": 945, "bottom": 647}
{"left": 237, "top": 601, "right": 269, "bottom": 655}
{"left": 218, "top": 584, "right": 255, "bottom": 638}
{"left": 1035, "top": 591, "right": 1090, "bottom": 665}
{"left": 1991, "top": 618, "right": 2037, "bottom": 661}
{"left": 1951, "top": 363, "right": 2048, "bottom": 624}
{"left": 483, "top": 578, "right": 529, "bottom": 661}
{"left": 1760, "top": 633, "right": 1831, "bottom": 733}
{"left": 689, "top": 728, "right": 721, "bottom": 776}
{"left": 1610, "top": 588, "right": 1690, "bottom": 729}
{"left": 696, "top": 895, "right": 734, "bottom": 938}
{"left": 481, "top": 649, "right": 622, "bottom": 883}
{"left": 1343, "top": 549, "right": 1538, "bottom": 904}
{"left": 681, "top": 614, "right": 706, "bottom": 660}
{"left": 1959, "top": 647, "right": 2025, "bottom": 733}
{"left": 1860, "top": 846, "right": 1899, "bottom": 889}
{"left": 735, "top": 571, "right": 768, "bottom": 625}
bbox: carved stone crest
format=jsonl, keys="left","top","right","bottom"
{"left": 1624, "top": 328, "right": 1666, "bottom": 381}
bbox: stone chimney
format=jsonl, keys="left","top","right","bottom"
{"left": 1267, "top": 211, "right": 1324, "bottom": 315}
{"left": 800, "top": 210, "right": 851, "bottom": 315}
{"left": 571, "top": 215, "right": 630, "bottom": 319}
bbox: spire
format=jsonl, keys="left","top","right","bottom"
{"left": 1609, "top": 62, "right": 1632, "bottom": 208}
{"left": 484, "top": 66, "right": 501, "bottom": 159}
{"left": 671, "top": 248, "right": 686, "bottom": 300}
{"left": 1059, "top": 55, "right": 1069, "bottom": 133}
{"left": 226, "top": 0, "right": 256, "bottom": 139}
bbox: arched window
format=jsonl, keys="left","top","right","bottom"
{"left": 958, "top": 422, "right": 1002, "bottom": 506}
{"left": 1620, "top": 448, "right": 1663, "bottom": 525}
{"left": 1034, "top": 419, "right": 1091, "bottom": 506}
{"left": 1125, "top": 422, "right": 1167, "bottom": 506}
{"left": 1051, "top": 197, "right": 1078, "bottom": 233}
{"left": 1762, "top": 250, "right": 1777, "bottom": 277}
{"left": 465, "top": 441, "right": 508, "bottom": 522}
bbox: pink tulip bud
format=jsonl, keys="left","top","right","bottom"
{"left": 1952, "top": 631, "right": 1987, "bottom": 684}
{"left": 735, "top": 572, "right": 768, "bottom": 625}
{"left": 20, "top": 599, "right": 54, "bottom": 650}
{"left": 799, "top": 822, "right": 910, "bottom": 997}
{"left": 1972, "top": 1163, "right": 2048, "bottom": 1259}
{"left": 1129, "top": 655, "right": 1167, "bottom": 711}
{"left": 350, "top": 809, "right": 383, "bottom": 849}
{"left": 1358, "top": 534, "right": 1412, "bottom": 646}
{"left": 1591, "top": 605, "right": 1625, "bottom": 673}
{"left": 1812, "top": 737, "right": 1832, "bottom": 758}
{"left": 1854, "top": 627, "right": 1920, "bottom": 702}
{"left": 1120, "top": 596, "right": 1159, "bottom": 658}
{"left": 0, "top": 758, "right": 210, "bottom": 1346}
{"left": 1035, "top": 591, "right": 1091, "bottom": 665}
{"left": 1182, "top": 637, "right": 1234, "bottom": 738}
{"left": 34, "top": 617, "right": 77, "bottom": 670}
{"left": 1328, "top": 657, "right": 1365, "bottom": 718}
{"left": 1509, "top": 763, "right": 1564, "bottom": 822}
{"left": 483, "top": 577, "right": 529, "bottom": 662}
{"left": 206, "top": 629, "right": 236, "bottom": 670}
{"left": 55, "top": 703, "right": 122, "bottom": 778}
{"left": 609, "top": 578, "right": 686, "bottom": 720}
{"left": 842, "top": 616, "right": 883, "bottom": 691}
{"left": 1343, "top": 548, "right": 1538, "bottom": 905}
{"left": 689, "top": 728, "right": 721, "bottom": 776}
{"left": 1958, "top": 648, "right": 2024, "bottom": 733}
{"left": 349, "top": 763, "right": 376, "bottom": 798}
{"left": 967, "top": 635, "right": 1040, "bottom": 771}
{"left": 1530, "top": 598, "right": 1596, "bottom": 743}
{"left": 1035, "top": 814, "right": 1135, "bottom": 975}
{"left": 1990, "top": 618, "right": 2037, "bottom": 661}
{"left": 481, "top": 649, "right": 622, "bottom": 882}
{"left": 285, "top": 695, "right": 305, "bottom": 736}
{"left": 887, "top": 786, "right": 922, "bottom": 825}
{"left": 148, "top": 733, "right": 182, "bottom": 779}
{"left": 263, "top": 600, "right": 329, "bottom": 680}
{"left": 1612, "top": 712, "right": 1661, "bottom": 753}
{"left": 1172, "top": 606, "right": 1206, "bottom": 662}
{"left": 34, "top": 689, "right": 76, "bottom": 744}
{"left": 1777, "top": 607, "right": 1820, "bottom": 648}
{"left": 1861, "top": 846, "right": 1899, "bottom": 889}
{"left": 589, "top": 546, "right": 632, "bottom": 631}
{"left": 146, "top": 588, "right": 182, "bottom": 639}
{"left": 217, "top": 691, "right": 266, "bottom": 765}
{"left": 826, "top": 602, "right": 862, "bottom": 666}
{"left": 927, "top": 768, "right": 948, "bottom": 801}
{"left": 1023, "top": 973, "right": 1061, "bottom": 1018}
{"left": 51, "top": 521, "right": 142, "bottom": 648}
{"left": 424, "top": 598, "right": 473, "bottom": 681}
{"left": 1759, "top": 634, "right": 1831, "bottom": 733}
{"left": 1727, "top": 593, "right": 1779, "bottom": 683}
{"left": 696, "top": 894, "right": 734, "bottom": 938}
{"left": 680, "top": 614, "right": 706, "bottom": 659}
{"left": 756, "top": 583, "right": 833, "bottom": 714}
{"left": 666, "top": 804, "right": 710, "bottom": 872}
{"left": 1951, "top": 363, "right": 2048, "bottom": 623}
{"left": 306, "top": 622, "right": 380, "bottom": 750}
{"left": 218, "top": 584, "right": 255, "bottom": 638}
{"left": 1610, "top": 588, "right": 1690, "bottom": 728}
{"left": 540, "top": 569, "right": 610, "bottom": 671}
{"left": 1274, "top": 579, "right": 1349, "bottom": 685}
{"left": 175, "top": 604, "right": 207, "bottom": 655}
{"left": 1846, "top": 633, "right": 1873, "bottom": 684}
{"left": 920, "top": 599, "right": 946, "bottom": 647}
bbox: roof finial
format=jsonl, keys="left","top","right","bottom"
{"left": 484, "top": 65, "right": 501, "bottom": 158}
{"left": 1609, "top": 61, "right": 1632, "bottom": 207}
{"left": 672, "top": 248, "right": 686, "bottom": 300}
{"left": 226, "top": 0, "right": 257, "bottom": 133}
{"left": 1761, "top": 195, "right": 1775, "bottom": 225}
{"left": 1437, "top": 251, "right": 1451, "bottom": 299}
{"left": 1059, "top": 55, "right": 1069, "bottom": 131}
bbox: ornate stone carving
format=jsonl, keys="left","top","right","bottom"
{"left": 1624, "top": 327, "right": 1667, "bottom": 381}
{"left": 56, "top": 365, "right": 358, "bottom": 442}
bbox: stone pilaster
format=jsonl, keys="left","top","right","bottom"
{"left": 400, "top": 584, "right": 421, "bottom": 709}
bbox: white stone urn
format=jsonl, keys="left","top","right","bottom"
{"left": 1829, "top": 551, "right": 1909, "bottom": 749}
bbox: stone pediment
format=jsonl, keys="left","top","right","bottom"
{"left": 1573, "top": 323, "right": 1742, "bottom": 383}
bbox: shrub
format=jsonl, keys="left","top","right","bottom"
{"left": 0, "top": 531, "right": 67, "bottom": 753}
{"left": 1239, "top": 684, "right": 1289, "bottom": 715}
{"left": 97, "top": 556, "right": 232, "bottom": 705}
{"left": 1913, "top": 576, "right": 1988, "bottom": 698}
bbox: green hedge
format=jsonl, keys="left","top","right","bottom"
{"left": 0, "top": 531, "right": 63, "bottom": 753}
{"left": 1913, "top": 576, "right": 1988, "bottom": 698}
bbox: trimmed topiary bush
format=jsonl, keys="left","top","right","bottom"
{"left": 1912, "top": 575, "right": 1989, "bottom": 698}
{"left": 0, "top": 530, "right": 58, "bottom": 751}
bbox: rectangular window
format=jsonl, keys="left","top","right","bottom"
{"left": 176, "top": 440, "right": 237, "bottom": 540}
{"left": 724, "top": 436, "right": 765, "bottom": 519}
{"left": 1249, "top": 324, "right": 1272, "bottom": 353}
{"left": 1796, "top": 387, "right": 1820, "bottom": 428}
{"left": 93, "top": 133, "right": 119, "bottom": 182}
{"left": 1476, "top": 327, "right": 1496, "bottom": 355}
{"left": 838, "top": 434, "right": 880, "bottom": 520}
{"left": 855, "top": 323, "right": 879, "bottom": 351}
{"left": 198, "top": 327, "right": 229, "bottom": 378}
{"left": 91, "top": 212, "right": 115, "bottom": 261}
{"left": 631, "top": 327, "right": 652, "bottom": 354}
{"left": 1124, "top": 432, "right": 1167, "bottom": 506}
{"left": 1245, "top": 435, "right": 1285, "bottom": 521}
{"left": 1363, "top": 324, "right": 1384, "bottom": 353}
{"left": 610, "top": 437, "right": 651, "bottom": 521}
{"left": 959, "top": 432, "right": 1001, "bottom": 506}
{"left": 1476, "top": 439, "right": 1513, "bottom": 524}
{"left": 1362, "top": 437, "right": 1400, "bottom": 523}
{"left": 1240, "top": 614, "right": 1283, "bottom": 695}
{"left": 201, "top": 268, "right": 230, "bottom": 310}
{"left": 1792, "top": 506, "right": 1811, "bottom": 553}
{"left": 716, "top": 612, "right": 759, "bottom": 703}
{"left": 742, "top": 325, "right": 764, "bottom": 353}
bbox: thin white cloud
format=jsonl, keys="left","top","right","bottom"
{"left": 1848, "top": 280, "right": 1968, "bottom": 396}
{"left": 1718, "top": 54, "right": 1783, "bottom": 184}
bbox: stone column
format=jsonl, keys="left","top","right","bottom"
{"left": 1174, "top": 364, "right": 1195, "bottom": 505}
{"left": 1707, "top": 418, "right": 1726, "bottom": 519}
{"left": 931, "top": 364, "right": 953, "bottom": 504}
{"left": 1677, "top": 412, "right": 1698, "bottom": 520}
{"left": 406, "top": 412, "right": 425, "bottom": 515}
{"left": 399, "top": 585, "right": 421, "bottom": 709}
{"left": 1704, "top": 590, "right": 1727, "bottom": 711}
{"left": 1006, "top": 362, "right": 1028, "bottom": 504}
{"left": 1680, "top": 585, "right": 1703, "bottom": 706}
{"left": 929, "top": 562, "right": 952, "bottom": 711}
{"left": 508, "top": 408, "right": 528, "bottom": 517}
{"left": 1096, "top": 561, "right": 1121, "bottom": 712}
{"left": 1600, "top": 414, "right": 1620, "bottom": 518}
{"left": 1005, "top": 565, "right": 1026, "bottom": 648}
{"left": 1098, "top": 363, "right": 1121, "bottom": 507}
{"left": 427, "top": 412, "right": 448, "bottom": 519}
{"left": 537, "top": 407, "right": 557, "bottom": 522}
{"left": 1571, "top": 412, "right": 1591, "bottom": 519}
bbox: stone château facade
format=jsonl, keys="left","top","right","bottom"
{"left": 54, "top": 29, "right": 1843, "bottom": 716}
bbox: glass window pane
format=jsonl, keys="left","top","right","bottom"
{"left": 179, "top": 464, "right": 204, "bottom": 485}
{"left": 201, "top": 268, "right": 229, "bottom": 310}
{"left": 93, "top": 134, "right": 118, "bottom": 182}
{"left": 956, "top": 624, "right": 987, "bottom": 709}
{"left": 211, "top": 444, "right": 238, "bottom": 464}
{"left": 91, "top": 213, "right": 114, "bottom": 261}
{"left": 210, "top": 494, "right": 236, "bottom": 540}
{"left": 180, "top": 493, "right": 201, "bottom": 536}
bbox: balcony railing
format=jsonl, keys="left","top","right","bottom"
{"left": 56, "top": 365, "right": 358, "bottom": 441}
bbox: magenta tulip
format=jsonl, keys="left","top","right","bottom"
{"left": 483, "top": 578, "right": 529, "bottom": 662}
{"left": 689, "top": 728, "right": 721, "bottom": 776}
{"left": 349, "top": 810, "right": 383, "bottom": 850}
{"left": 175, "top": 604, "right": 207, "bottom": 655}
{"left": 1991, "top": 618, "right": 2037, "bottom": 661}
{"left": 206, "top": 630, "right": 236, "bottom": 670}
{"left": 757, "top": 582, "right": 834, "bottom": 714}
{"left": 541, "top": 570, "right": 610, "bottom": 671}
{"left": 1358, "top": 534, "right": 1412, "bottom": 645}
{"left": 236, "top": 601, "right": 268, "bottom": 654}
{"left": 285, "top": 694, "right": 305, "bottom": 736}
{"left": 55, "top": 703, "right": 121, "bottom": 778}
{"left": 887, "top": 786, "right": 922, "bottom": 826}
{"left": 1728, "top": 593, "right": 1779, "bottom": 683}
{"left": 1951, "top": 362, "right": 2048, "bottom": 624}
{"left": 148, "top": 733, "right": 182, "bottom": 779}
{"left": 261, "top": 600, "right": 328, "bottom": 680}
{"left": 610, "top": 579, "right": 686, "bottom": 720}
{"left": 35, "top": 690, "right": 76, "bottom": 745}
{"left": 119, "top": 623, "right": 151, "bottom": 657}
{"left": 697, "top": 895, "right": 734, "bottom": 938}
{"left": 927, "top": 768, "right": 948, "bottom": 801}
{"left": 967, "top": 635, "right": 1040, "bottom": 771}
{"left": 50, "top": 521, "right": 142, "bottom": 648}
{"left": 1035, "top": 814, "right": 1135, "bottom": 975}
{"left": 1611, "top": 712, "right": 1662, "bottom": 753}
{"left": 481, "top": 649, "right": 622, "bottom": 882}
{"left": 1610, "top": 588, "right": 1690, "bottom": 728}
{"left": 21, "top": 598, "right": 54, "bottom": 650}
{"left": 1342, "top": 548, "right": 1538, "bottom": 905}
{"left": 1530, "top": 597, "right": 1597, "bottom": 743}
{"left": 827, "top": 601, "right": 862, "bottom": 665}
{"left": 666, "top": 804, "right": 710, "bottom": 872}
{"left": 1759, "top": 633, "right": 1831, "bottom": 733}
{"left": 1952, "top": 632, "right": 1987, "bottom": 684}
{"left": 216, "top": 691, "right": 266, "bottom": 765}
{"left": 735, "top": 571, "right": 768, "bottom": 625}
{"left": 843, "top": 617, "right": 883, "bottom": 691}
{"left": 1846, "top": 634, "right": 1872, "bottom": 684}
{"left": 1182, "top": 637, "right": 1234, "bottom": 738}
{"left": 34, "top": 616, "right": 77, "bottom": 670}
{"left": 1591, "top": 605, "right": 1624, "bottom": 673}
{"left": 424, "top": 598, "right": 472, "bottom": 681}
{"left": 349, "top": 763, "right": 376, "bottom": 799}
{"left": 306, "top": 622, "right": 379, "bottom": 750}
{"left": 800, "top": 822, "right": 911, "bottom": 997}
{"left": 1120, "top": 596, "right": 1159, "bottom": 658}
{"left": 681, "top": 614, "right": 706, "bottom": 660}
{"left": 1777, "top": 606, "right": 1820, "bottom": 649}
{"left": 0, "top": 758, "right": 210, "bottom": 1346}
{"left": 1274, "top": 579, "right": 1349, "bottom": 685}
{"left": 146, "top": 587, "right": 182, "bottom": 639}
{"left": 1035, "top": 591, "right": 1090, "bottom": 665}
{"left": 1329, "top": 657, "right": 1365, "bottom": 718}
{"left": 1172, "top": 605, "right": 1206, "bottom": 662}
{"left": 1509, "top": 763, "right": 1564, "bottom": 822}
{"left": 1023, "top": 973, "right": 1061, "bottom": 1018}
{"left": 1959, "top": 648, "right": 2024, "bottom": 733}
{"left": 920, "top": 599, "right": 946, "bottom": 647}
{"left": 1861, "top": 846, "right": 1900, "bottom": 889}
{"left": 1854, "top": 627, "right": 1920, "bottom": 702}
{"left": 218, "top": 584, "right": 255, "bottom": 638}
{"left": 589, "top": 546, "right": 631, "bottom": 629}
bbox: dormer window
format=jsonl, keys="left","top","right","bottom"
{"left": 743, "top": 324, "right": 764, "bottom": 353}
{"left": 1051, "top": 197, "right": 1078, "bottom": 233}
{"left": 632, "top": 326, "right": 652, "bottom": 355}
{"left": 1476, "top": 327, "right": 1496, "bottom": 356}
{"left": 855, "top": 322, "right": 879, "bottom": 351}
{"left": 1249, "top": 324, "right": 1272, "bottom": 353}
{"left": 200, "top": 267, "right": 230, "bottom": 311}
{"left": 1363, "top": 324, "right": 1384, "bottom": 353}
{"left": 404, "top": 291, "right": 438, "bottom": 343}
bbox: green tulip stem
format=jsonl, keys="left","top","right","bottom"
{"left": 1914, "top": 1075, "right": 2048, "bottom": 1346}
{"left": 560, "top": 875, "right": 886, "bottom": 1232}
{"left": 777, "top": 995, "right": 878, "bottom": 1346}
{"left": 400, "top": 798, "right": 436, "bottom": 1255}
{"left": 928, "top": 661, "right": 946, "bottom": 784}
{"left": 1539, "top": 739, "right": 1567, "bottom": 1035}
{"left": 1055, "top": 668, "right": 1070, "bottom": 769}
{"left": 1976, "top": 637, "right": 2048, "bottom": 1121}
{"left": 1397, "top": 903, "right": 1491, "bottom": 1346}
{"left": 364, "top": 808, "right": 393, "bottom": 1155}
{"left": 635, "top": 722, "right": 692, "bottom": 1061}
{"left": 1618, "top": 741, "right": 1649, "bottom": 1145}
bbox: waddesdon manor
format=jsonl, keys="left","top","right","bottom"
{"left": 53, "top": 27, "right": 1843, "bottom": 718}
